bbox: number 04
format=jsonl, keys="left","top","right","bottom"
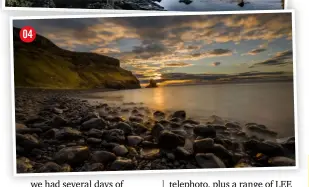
{"left": 23, "top": 29, "right": 33, "bottom": 39}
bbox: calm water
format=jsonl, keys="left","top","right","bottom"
{"left": 83, "top": 82, "right": 294, "bottom": 137}
{"left": 157, "top": 0, "right": 283, "bottom": 11}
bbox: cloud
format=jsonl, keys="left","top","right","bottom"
{"left": 13, "top": 13, "right": 293, "bottom": 82}
{"left": 132, "top": 43, "right": 167, "bottom": 54}
{"left": 245, "top": 48, "right": 267, "bottom": 55}
{"left": 251, "top": 49, "right": 293, "bottom": 67}
{"left": 206, "top": 49, "right": 232, "bottom": 56}
{"left": 211, "top": 62, "right": 221, "bottom": 67}
{"left": 91, "top": 47, "right": 121, "bottom": 54}
{"left": 187, "top": 45, "right": 201, "bottom": 50}
{"left": 192, "top": 49, "right": 232, "bottom": 58}
{"left": 13, "top": 13, "right": 292, "bottom": 55}
{"left": 121, "top": 48, "right": 233, "bottom": 65}
{"left": 164, "top": 62, "right": 192, "bottom": 67}
{"left": 129, "top": 42, "right": 169, "bottom": 60}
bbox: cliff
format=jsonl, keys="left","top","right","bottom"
{"left": 13, "top": 27, "right": 141, "bottom": 89}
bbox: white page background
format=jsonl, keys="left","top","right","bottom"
{"left": 0, "top": 0, "right": 307, "bottom": 186}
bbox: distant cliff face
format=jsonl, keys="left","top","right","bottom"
{"left": 13, "top": 27, "right": 141, "bottom": 89}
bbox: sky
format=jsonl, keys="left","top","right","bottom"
{"left": 13, "top": 13, "right": 294, "bottom": 86}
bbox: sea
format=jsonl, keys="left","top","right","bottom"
{"left": 156, "top": 0, "right": 283, "bottom": 11}
{"left": 82, "top": 82, "right": 295, "bottom": 138}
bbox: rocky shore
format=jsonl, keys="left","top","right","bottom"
{"left": 15, "top": 89, "right": 296, "bottom": 173}
{"left": 6, "top": 0, "right": 165, "bottom": 10}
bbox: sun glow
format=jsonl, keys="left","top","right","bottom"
{"left": 153, "top": 73, "right": 162, "bottom": 80}
{"left": 158, "top": 79, "right": 194, "bottom": 86}
{"left": 153, "top": 87, "right": 164, "bottom": 111}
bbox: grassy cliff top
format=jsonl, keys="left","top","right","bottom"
{"left": 13, "top": 27, "right": 141, "bottom": 89}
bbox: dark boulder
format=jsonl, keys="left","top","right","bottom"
{"left": 91, "top": 151, "right": 117, "bottom": 164}
{"left": 17, "top": 157, "right": 33, "bottom": 173}
{"left": 110, "top": 157, "right": 135, "bottom": 170}
{"left": 246, "top": 123, "right": 277, "bottom": 137}
{"left": 243, "top": 139, "right": 284, "bottom": 156}
{"left": 127, "top": 147, "right": 139, "bottom": 157}
{"left": 153, "top": 111, "right": 165, "bottom": 120}
{"left": 129, "top": 116, "right": 143, "bottom": 123}
{"left": 209, "top": 144, "right": 233, "bottom": 161}
{"left": 225, "top": 122, "right": 241, "bottom": 130}
{"left": 16, "top": 123, "right": 27, "bottom": 129}
{"left": 171, "top": 110, "right": 186, "bottom": 120}
{"left": 193, "top": 138, "right": 214, "bottom": 153}
{"left": 213, "top": 124, "right": 227, "bottom": 131}
{"left": 25, "top": 116, "right": 46, "bottom": 125}
{"left": 114, "top": 122, "right": 133, "bottom": 135}
{"left": 81, "top": 112, "right": 100, "bottom": 123}
{"left": 131, "top": 122, "right": 149, "bottom": 134}
{"left": 141, "top": 141, "right": 158, "bottom": 148}
{"left": 16, "top": 134, "right": 41, "bottom": 149}
{"left": 182, "top": 119, "right": 199, "bottom": 125}
{"left": 193, "top": 125, "right": 216, "bottom": 138}
{"left": 101, "top": 141, "right": 119, "bottom": 150}
{"left": 37, "top": 162, "right": 62, "bottom": 173}
{"left": 195, "top": 153, "right": 226, "bottom": 168}
{"left": 105, "top": 116, "right": 125, "bottom": 123}
{"left": 61, "top": 164, "right": 72, "bottom": 172}
{"left": 206, "top": 115, "right": 225, "bottom": 125}
{"left": 87, "top": 137, "right": 102, "bottom": 144}
{"left": 112, "top": 145, "right": 128, "bottom": 156}
{"left": 16, "top": 128, "right": 42, "bottom": 134}
{"left": 82, "top": 163, "right": 104, "bottom": 171}
{"left": 140, "top": 148, "right": 160, "bottom": 160}
{"left": 53, "top": 107, "right": 63, "bottom": 114}
{"left": 268, "top": 156, "right": 295, "bottom": 166}
{"left": 171, "top": 130, "right": 187, "bottom": 137}
{"left": 30, "top": 122, "right": 51, "bottom": 132}
{"left": 151, "top": 123, "right": 164, "bottom": 141}
{"left": 175, "top": 147, "right": 192, "bottom": 159}
{"left": 86, "top": 128, "right": 103, "bottom": 138}
{"left": 42, "top": 128, "right": 59, "bottom": 139}
{"left": 49, "top": 116, "right": 67, "bottom": 128}
{"left": 127, "top": 136, "right": 143, "bottom": 146}
{"left": 81, "top": 118, "right": 107, "bottom": 130}
{"left": 54, "top": 146, "right": 90, "bottom": 165}
{"left": 170, "top": 122, "right": 182, "bottom": 128}
{"left": 158, "top": 130, "right": 185, "bottom": 149}
{"left": 55, "top": 127, "right": 82, "bottom": 140}
{"left": 281, "top": 137, "right": 295, "bottom": 153}
{"left": 102, "top": 129, "right": 126, "bottom": 143}
{"left": 157, "top": 120, "right": 170, "bottom": 126}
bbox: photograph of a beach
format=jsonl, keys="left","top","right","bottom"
{"left": 13, "top": 12, "right": 296, "bottom": 174}
{"left": 5, "top": 0, "right": 285, "bottom": 11}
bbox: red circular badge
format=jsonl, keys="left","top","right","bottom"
{"left": 19, "top": 26, "right": 36, "bottom": 43}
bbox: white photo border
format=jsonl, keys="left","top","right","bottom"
{"left": 9, "top": 9, "right": 298, "bottom": 177}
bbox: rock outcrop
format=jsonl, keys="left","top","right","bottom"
{"left": 145, "top": 79, "right": 158, "bottom": 88}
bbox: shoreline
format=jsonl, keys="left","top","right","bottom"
{"left": 14, "top": 80, "right": 293, "bottom": 93}
{"left": 15, "top": 89, "right": 296, "bottom": 173}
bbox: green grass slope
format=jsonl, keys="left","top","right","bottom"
{"left": 13, "top": 27, "right": 141, "bottom": 89}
